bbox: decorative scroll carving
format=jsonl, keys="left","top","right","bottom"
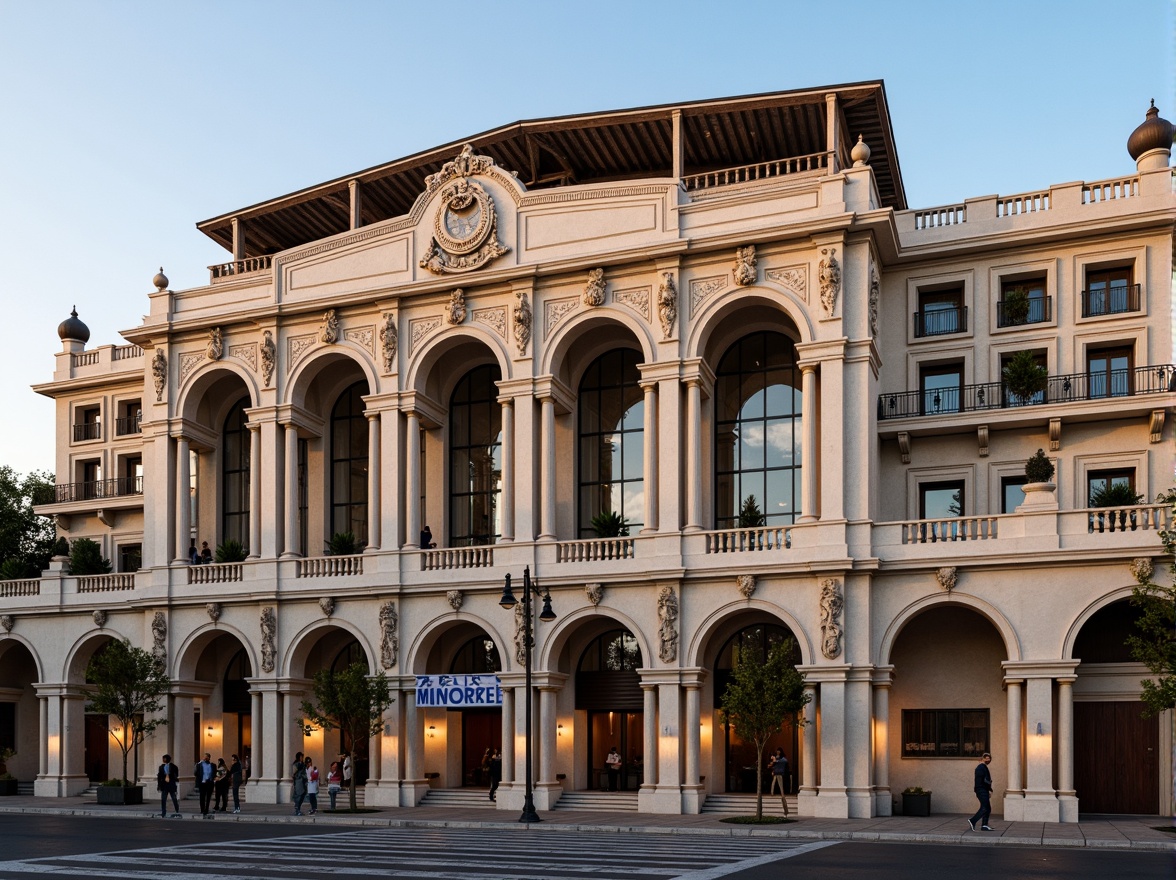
{"left": 319, "top": 597, "right": 335, "bottom": 618}
{"left": 733, "top": 245, "right": 757, "bottom": 286}
{"left": 765, "top": 266, "right": 807, "bottom": 299}
{"left": 379, "top": 313, "right": 397, "bottom": 373}
{"left": 819, "top": 248, "right": 841, "bottom": 317}
{"left": 179, "top": 352, "right": 203, "bottom": 383}
{"left": 229, "top": 343, "right": 256, "bottom": 372}
{"left": 472, "top": 307, "right": 507, "bottom": 339}
{"left": 93, "top": 609, "right": 108, "bottom": 628}
{"left": 689, "top": 275, "right": 727, "bottom": 318}
{"left": 736, "top": 574, "right": 756, "bottom": 599}
{"left": 151, "top": 611, "right": 167, "bottom": 663}
{"left": 446, "top": 590, "right": 464, "bottom": 611}
{"left": 260, "top": 606, "right": 276, "bottom": 673}
{"left": 260, "top": 331, "right": 276, "bottom": 387}
{"left": 868, "top": 265, "right": 880, "bottom": 339}
{"left": 977, "top": 425, "right": 989, "bottom": 458}
{"left": 584, "top": 583, "right": 603, "bottom": 606}
{"left": 897, "top": 431, "right": 911, "bottom": 464}
{"left": 657, "top": 273, "right": 678, "bottom": 339}
{"left": 379, "top": 601, "right": 399, "bottom": 668}
{"left": 287, "top": 334, "right": 315, "bottom": 374}
{"left": 613, "top": 286, "right": 651, "bottom": 320}
{"left": 0, "top": 615, "right": 12, "bottom": 633}
{"left": 409, "top": 316, "right": 442, "bottom": 353}
{"left": 583, "top": 268, "right": 606, "bottom": 306}
{"left": 544, "top": 297, "right": 578, "bottom": 338}
{"left": 206, "top": 327, "right": 224, "bottom": 361}
{"left": 1150, "top": 409, "right": 1165, "bottom": 444}
{"left": 151, "top": 349, "right": 167, "bottom": 402}
{"left": 513, "top": 291, "right": 532, "bottom": 356}
{"left": 344, "top": 326, "right": 374, "bottom": 354}
{"left": 419, "top": 157, "right": 510, "bottom": 275}
{"left": 1131, "top": 557, "right": 1155, "bottom": 584}
{"left": 206, "top": 602, "right": 221, "bottom": 623}
{"left": 1049, "top": 417, "right": 1062, "bottom": 451}
{"left": 819, "top": 579, "right": 844, "bottom": 660}
{"left": 936, "top": 567, "right": 957, "bottom": 593}
{"left": 424, "top": 143, "right": 498, "bottom": 189}
{"left": 320, "top": 310, "right": 339, "bottom": 344}
{"left": 657, "top": 585, "right": 679, "bottom": 663}
{"left": 513, "top": 602, "right": 530, "bottom": 665}
{"left": 445, "top": 289, "right": 467, "bottom": 325}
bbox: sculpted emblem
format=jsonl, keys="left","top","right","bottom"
{"left": 419, "top": 147, "right": 509, "bottom": 275}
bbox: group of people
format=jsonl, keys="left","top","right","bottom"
{"left": 291, "top": 752, "right": 351, "bottom": 814}
{"left": 156, "top": 752, "right": 245, "bottom": 819}
{"left": 187, "top": 540, "right": 214, "bottom": 565}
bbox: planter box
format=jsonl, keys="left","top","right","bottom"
{"left": 97, "top": 785, "right": 143, "bottom": 805}
{"left": 902, "top": 791, "right": 931, "bottom": 816}
{"left": 0, "top": 779, "right": 17, "bottom": 796}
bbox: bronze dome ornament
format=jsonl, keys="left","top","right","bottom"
{"left": 1127, "top": 100, "right": 1174, "bottom": 162}
{"left": 57, "top": 306, "right": 90, "bottom": 343}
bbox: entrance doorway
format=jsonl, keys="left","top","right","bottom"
{"left": 84, "top": 714, "right": 109, "bottom": 782}
{"left": 1074, "top": 701, "right": 1158, "bottom": 814}
{"left": 575, "top": 628, "right": 644, "bottom": 792}
{"left": 587, "top": 710, "right": 643, "bottom": 791}
{"left": 460, "top": 708, "right": 501, "bottom": 787}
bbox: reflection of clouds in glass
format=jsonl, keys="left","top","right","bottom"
{"left": 766, "top": 422, "right": 798, "bottom": 464}
{"left": 740, "top": 425, "right": 764, "bottom": 448}
{"left": 622, "top": 482, "right": 643, "bottom": 525}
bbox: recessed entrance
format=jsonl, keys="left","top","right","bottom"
{"left": 575, "top": 628, "right": 643, "bottom": 792}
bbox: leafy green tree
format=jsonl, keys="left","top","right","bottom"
{"left": 85, "top": 638, "right": 170, "bottom": 786}
{"left": 1127, "top": 490, "right": 1176, "bottom": 716}
{"left": 719, "top": 640, "right": 809, "bottom": 820}
{"left": 69, "top": 537, "right": 111, "bottom": 575}
{"left": 0, "top": 466, "right": 56, "bottom": 578}
{"left": 301, "top": 661, "right": 393, "bottom": 811}
{"left": 738, "top": 495, "right": 767, "bottom": 528}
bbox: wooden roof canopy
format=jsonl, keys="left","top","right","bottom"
{"left": 197, "top": 81, "right": 906, "bottom": 258}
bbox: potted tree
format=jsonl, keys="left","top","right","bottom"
{"left": 1001, "top": 285, "right": 1032, "bottom": 326}
{"left": 0, "top": 748, "right": 17, "bottom": 796}
{"left": 1002, "top": 350, "right": 1047, "bottom": 406}
{"left": 85, "top": 638, "right": 170, "bottom": 805}
{"left": 325, "top": 532, "right": 361, "bottom": 556}
{"left": 901, "top": 785, "right": 932, "bottom": 816}
{"left": 215, "top": 539, "right": 248, "bottom": 563}
{"left": 590, "top": 510, "right": 630, "bottom": 539}
{"left": 1090, "top": 482, "right": 1145, "bottom": 531}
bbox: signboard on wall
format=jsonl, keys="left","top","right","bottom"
{"left": 415, "top": 674, "right": 503, "bottom": 707}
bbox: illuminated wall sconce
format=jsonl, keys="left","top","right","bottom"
{"left": 207, "top": 725, "right": 214, "bottom": 735}
{"left": 557, "top": 724, "right": 564, "bottom": 736}
{"left": 1035, "top": 722, "right": 1043, "bottom": 735}
{"left": 427, "top": 725, "right": 436, "bottom": 738}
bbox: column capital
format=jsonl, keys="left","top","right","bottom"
{"left": 795, "top": 337, "right": 848, "bottom": 363}
{"left": 679, "top": 357, "right": 716, "bottom": 395}
{"left": 533, "top": 374, "right": 575, "bottom": 413}
{"left": 1001, "top": 660, "right": 1080, "bottom": 679}
{"left": 274, "top": 403, "right": 326, "bottom": 437}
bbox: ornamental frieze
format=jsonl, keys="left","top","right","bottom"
{"left": 764, "top": 265, "right": 807, "bottom": 300}
{"left": 229, "top": 342, "right": 257, "bottom": 372}
{"left": 179, "top": 352, "right": 204, "bottom": 383}
{"left": 409, "top": 316, "right": 443, "bottom": 354}
{"left": 544, "top": 296, "right": 579, "bottom": 338}
{"left": 344, "top": 325, "right": 375, "bottom": 355}
{"left": 472, "top": 307, "right": 507, "bottom": 340}
{"left": 612, "top": 286, "right": 651, "bottom": 321}
{"left": 286, "top": 334, "right": 316, "bottom": 375}
{"left": 689, "top": 275, "right": 727, "bottom": 318}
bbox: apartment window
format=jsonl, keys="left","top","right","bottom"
{"left": 116, "top": 400, "right": 142, "bottom": 436}
{"left": 73, "top": 405, "right": 101, "bottom": 442}
{"left": 997, "top": 277, "right": 1049, "bottom": 327}
{"left": 1087, "top": 469, "right": 1135, "bottom": 505}
{"left": 449, "top": 364, "right": 503, "bottom": 547}
{"left": 81, "top": 459, "right": 102, "bottom": 500}
{"left": 920, "top": 481, "right": 964, "bottom": 519}
{"left": 915, "top": 286, "right": 966, "bottom": 337}
{"left": 122, "top": 456, "right": 143, "bottom": 495}
{"left": 118, "top": 543, "right": 142, "bottom": 573}
{"left": 1083, "top": 265, "right": 1138, "bottom": 318}
{"left": 1001, "top": 476, "right": 1029, "bottom": 513}
{"left": 920, "top": 363, "right": 963, "bottom": 414}
{"left": 902, "top": 709, "right": 989, "bottom": 758}
{"left": 1087, "top": 346, "right": 1133, "bottom": 398}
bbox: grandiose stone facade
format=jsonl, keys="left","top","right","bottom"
{"left": 3, "top": 84, "right": 1173, "bottom": 821}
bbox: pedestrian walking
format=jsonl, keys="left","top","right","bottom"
{"left": 327, "top": 761, "right": 343, "bottom": 811}
{"left": 769, "top": 748, "right": 791, "bottom": 816}
{"left": 488, "top": 748, "right": 502, "bottom": 802}
{"left": 305, "top": 756, "right": 319, "bottom": 815}
{"left": 967, "top": 752, "right": 994, "bottom": 831}
{"left": 606, "top": 746, "right": 622, "bottom": 791}
{"left": 195, "top": 753, "right": 216, "bottom": 818}
{"left": 156, "top": 754, "right": 180, "bottom": 818}
{"left": 228, "top": 754, "right": 243, "bottom": 814}
{"left": 291, "top": 751, "right": 307, "bottom": 816}
{"left": 213, "top": 758, "right": 230, "bottom": 812}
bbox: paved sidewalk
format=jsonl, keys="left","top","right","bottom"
{"left": 0, "top": 795, "right": 1172, "bottom": 852}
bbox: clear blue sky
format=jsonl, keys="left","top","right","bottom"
{"left": 0, "top": 0, "right": 1171, "bottom": 475}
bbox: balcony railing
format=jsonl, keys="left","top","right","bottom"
{"left": 901, "top": 516, "right": 999, "bottom": 545}
{"left": 556, "top": 537, "right": 634, "bottom": 563}
{"left": 72, "top": 422, "right": 101, "bottom": 442}
{"left": 420, "top": 546, "right": 494, "bottom": 570}
{"left": 41, "top": 476, "right": 144, "bottom": 504}
{"left": 0, "top": 579, "right": 40, "bottom": 597}
{"left": 77, "top": 573, "right": 135, "bottom": 593}
{"left": 704, "top": 526, "right": 792, "bottom": 553}
{"left": 297, "top": 555, "right": 364, "bottom": 577}
{"left": 682, "top": 151, "right": 830, "bottom": 192}
{"left": 188, "top": 563, "right": 243, "bottom": 584}
{"left": 996, "top": 296, "right": 1052, "bottom": 328}
{"left": 1081, "top": 284, "right": 1141, "bottom": 318}
{"left": 879, "top": 364, "right": 1175, "bottom": 420}
{"left": 115, "top": 414, "right": 142, "bottom": 436}
{"left": 913, "top": 306, "right": 968, "bottom": 338}
{"left": 1087, "top": 504, "right": 1168, "bottom": 534}
{"left": 209, "top": 255, "right": 273, "bottom": 281}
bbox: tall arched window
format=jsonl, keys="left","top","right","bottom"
{"left": 714, "top": 331, "right": 802, "bottom": 529}
{"left": 449, "top": 364, "right": 503, "bottom": 546}
{"left": 449, "top": 636, "right": 502, "bottom": 674}
{"left": 221, "top": 398, "right": 250, "bottom": 548}
{"left": 578, "top": 349, "right": 643, "bottom": 537}
{"left": 330, "top": 383, "right": 368, "bottom": 547}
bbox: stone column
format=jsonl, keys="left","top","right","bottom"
{"left": 872, "top": 671, "right": 892, "bottom": 816}
{"left": 683, "top": 684, "right": 700, "bottom": 786}
{"left": 260, "top": 419, "right": 283, "bottom": 558}
{"left": 499, "top": 398, "right": 514, "bottom": 542}
{"left": 1022, "top": 675, "right": 1058, "bottom": 821}
{"left": 38, "top": 694, "right": 48, "bottom": 777}
{"left": 641, "top": 380, "right": 659, "bottom": 532}
{"left": 539, "top": 687, "right": 557, "bottom": 783}
{"left": 281, "top": 425, "right": 300, "bottom": 557}
{"left": 404, "top": 412, "right": 421, "bottom": 548}
{"left": 247, "top": 424, "right": 262, "bottom": 558}
{"left": 249, "top": 689, "right": 262, "bottom": 790}
{"left": 799, "top": 365, "right": 818, "bottom": 522}
{"left": 500, "top": 687, "right": 515, "bottom": 785}
{"left": 539, "top": 396, "right": 556, "bottom": 540}
{"left": 798, "top": 684, "right": 818, "bottom": 815}
{"left": 173, "top": 436, "right": 190, "bottom": 563}
{"left": 279, "top": 692, "right": 297, "bottom": 800}
{"left": 61, "top": 693, "right": 86, "bottom": 791}
{"left": 1057, "top": 677, "right": 1078, "bottom": 822}
{"left": 684, "top": 379, "right": 702, "bottom": 530}
{"left": 366, "top": 412, "right": 381, "bottom": 551}
{"left": 401, "top": 690, "right": 429, "bottom": 806}
{"left": 642, "top": 684, "right": 657, "bottom": 788}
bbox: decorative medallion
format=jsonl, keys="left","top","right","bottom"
{"left": 613, "top": 286, "right": 651, "bottom": 321}
{"left": 584, "top": 583, "right": 603, "bottom": 606}
{"left": 819, "top": 248, "right": 841, "bottom": 317}
{"left": 409, "top": 316, "right": 443, "bottom": 354}
{"left": 544, "top": 297, "right": 578, "bottom": 338}
{"left": 379, "top": 313, "right": 397, "bottom": 373}
{"left": 513, "top": 291, "right": 532, "bottom": 356}
{"left": 287, "top": 334, "right": 315, "bottom": 374}
{"left": 819, "top": 578, "right": 843, "bottom": 660}
{"left": 472, "top": 307, "right": 507, "bottom": 339}
{"left": 151, "top": 611, "right": 167, "bottom": 663}
{"left": 445, "top": 289, "right": 467, "bottom": 325}
{"left": 344, "top": 326, "right": 374, "bottom": 355}
{"left": 0, "top": 614, "right": 12, "bottom": 633}
{"left": 657, "top": 585, "right": 679, "bottom": 663}
{"left": 765, "top": 266, "right": 807, "bottom": 299}
{"left": 419, "top": 146, "right": 509, "bottom": 275}
{"left": 320, "top": 310, "right": 339, "bottom": 344}
{"left": 260, "top": 606, "right": 276, "bottom": 673}
{"left": 936, "top": 567, "right": 957, "bottom": 593}
{"left": 733, "top": 245, "right": 757, "bottom": 286}
{"left": 583, "top": 268, "right": 606, "bottom": 307}
{"left": 92, "top": 609, "right": 108, "bottom": 628}
{"left": 736, "top": 574, "right": 756, "bottom": 599}
{"left": 319, "top": 597, "right": 335, "bottom": 618}
{"left": 689, "top": 275, "right": 727, "bottom": 318}
{"left": 179, "top": 352, "right": 204, "bottom": 383}
{"left": 379, "top": 601, "right": 399, "bottom": 668}
{"left": 446, "top": 589, "right": 464, "bottom": 612}
{"left": 657, "top": 273, "right": 678, "bottom": 339}
{"left": 206, "top": 602, "right": 222, "bottom": 623}
{"left": 206, "top": 327, "right": 224, "bottom": 361}
{"left": 151, "top": 349, "right": 167, "bottom": 402}
{"left": 260, "top": 331, "right": 276, "bottom": 387}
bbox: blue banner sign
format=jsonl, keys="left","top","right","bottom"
{"left": 415, "top": 674, "right": 503, "bottom": 707}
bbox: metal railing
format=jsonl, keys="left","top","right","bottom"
{"left": 555, "top": 538, "right": 634, "bottom": 562}
{"left": 42, "top": 476, "right": 144, "bottom": 504}
{"left": 996, "top": 296, "right": 1052, "bottom": 327}
{"left": 297, "top": 555, "right": 364, "bottom": 577}
{"left": 115, "top": 414, "right": 142, "bottom": 436}
{"left": 1081, "top": 284, "right": 1141, "bottom": 318}
{"left": 913, "top": 306, "right": 968, "bottom": 338}
{"left": 878, "top": 364, "right": 1175, "bottom": 420}
{"left": 209, "top": 255, "right": 273, "bottom": 281}
{"left": 682, "top": 151, "right": 830, "bottom": 192}
{"left": 420, "top": 547, "right": 494, "bottom": 570}
{"left": 704, "top": 526, "right": 791, "bottom": 553}
{"left": 72, "top": 422, "right": 101, "bottom": 442}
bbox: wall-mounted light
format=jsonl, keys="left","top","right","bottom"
{"left": 1035, "top": 722, "right": 1043, "bottom": 736}
{"left": 207, "top": 725, "right": 214, "bottom": 735}
{"left": 557, "top": 724, "right": 564, "bottom": 737}
{"left": 427, "top": 725, "right": 436, "bottom": 738}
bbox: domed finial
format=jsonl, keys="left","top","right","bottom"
{"left": 153, "top": 267, "right": 169, "bottom": 291}
{"left": 850, "top": 134, "right": 871, "bottom": 167}
{"left": 1127, "top": 100, "right": 1173, "bottom": 167}
{"left": 57, "top": 305, "right": 91, "bottom": 343}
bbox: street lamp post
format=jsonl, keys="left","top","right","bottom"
{"left": 499, "top": 565, "right": 555, "bottom": 823}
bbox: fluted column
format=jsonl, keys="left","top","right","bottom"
{"left": 641, "top": 380, "right": 659, "bottom": 533}
{"left": 684, "top": 684, "right": 700, "bottom": 785}
{"left": 366, "top": 412, "right": 381, "bottom": 551}
{"left": 247, "top": 424, "right": 262, "bottom": 558}
{"left": 172, "top": 437, "right": 191, "bottom": 562}
{"left": 801, "top": 684, "right": 817, "bottom": 791}
{"left": 500, "top": 398, "right": 515, "bottom": 542}
{"left": 684, "top": 379, "right": 703, "bottom": 530}
{"left": 539, "top": 687, "right": 557, "bottom": 783}
{"left": 539, "top": 396, "right": 556, "bottom": 540}
{"left": 281, "top": 425, "right": 300, "bottom": 557}
{"left": 1006, "top": 678, "right": 1023, "bottom": 794}
{"left": 642, "top": 684, "right": 657, "bottom": 787}
{"left": 404, "top": 412, "right": 421, "bottom": 548}
{"left": 799, "top": 365, "right": 818, "bottom": 522}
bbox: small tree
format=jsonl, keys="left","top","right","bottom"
{"left": 325, "top": 531, "right": 361, "bottom": 556}
{"left": 719, "top": 640, "right": 809, "bottom": 820}
{"left": 301, "top": 661, "right": 393, "bottom": 811}
{"left": 214, "top": 539, "right": 247, "bottom": 563}
{"left": 84, "top": 638, "right": 170, "bottom": 786}
{"left": 738, "top": 495, "right": 767, "bottom": 528}
{"left": 1024, "top": 449, "right": 1055, "bottom": 484}
{"left": 1002, "top": 350, "right": 1047, "bottom": 405}
{"left": 1001, "top": 286, "right": 1032, "bottom": 326}
{"left": 590, "top": 510, "right": 629, "bottom": 538}
{"left": 69, "top": 538, "right": 111, "bottom": 575}
{"left": 1126, "top": 490, "right": 1176, "bottom": 716}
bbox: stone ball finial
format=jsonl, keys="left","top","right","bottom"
{"left": 153, "top": 267, "right": 169, "bottom": 291}
{"left": 57, "top": 305, "right": 90, "bottom": 343}
{"left": 1127, "top": 100, "right": 1173, "bottom": 164}
{"left": 850, "top": 134, "right": 871, "bottom": 166}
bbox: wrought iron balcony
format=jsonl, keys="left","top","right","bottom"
{"left": 72, "top": 422, "right": 101, "bottom": 441}
{"left": 913, "top": 306, "right": 968, "bottom": 338}
{"left": 38, "top": 476, "right": 144, "bottom": 504}
{"left": 1081, "top": 283, "right": 1141, "bottom": 318}
{"left": 878, "top": 364, "right": 1175, "bottom": 420}
{"left": 115, "top": 413, "right": 142, "bottom": 436}
{"left": 996, "top": 296, "right": 1052, "bottom": 328}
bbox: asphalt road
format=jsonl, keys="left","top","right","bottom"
{"left": 0, "top": 815, "right": 1170, "bottom": 879}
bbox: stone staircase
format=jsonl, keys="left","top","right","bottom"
{"left": 17, "top": 782, "right": 34, "bottom": 796}
{"left": 419, "top": 788, "right": 496, "bottom": 809}
{"left": 700, "top": 792, "right": 797, "bottom": 816}
{"left": 552, "top": 790, "right": 639, "bottom": 812}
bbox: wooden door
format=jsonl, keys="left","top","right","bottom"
{"left": 84, "top": 715, "right": 109, "bottom": 782}
{"left": 1074, "top": 701, "right": 1158, "bottom": 814}
{"left": 460, "top": 709, "right": 501, "bottom": 787}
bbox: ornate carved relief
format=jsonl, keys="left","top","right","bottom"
{"left": 613, "top": 286, "right": 651, "bottom": 321}
{"left": 419, "top": 148, "right": 510, "bottom": 276}
{"left": 583, "top": 268, "right": 606, "bottom": 307}
{"left": 206, "top": 327, "right": 224, "bottom": 361}
{"left": 0, "top": 614, "right": 12, "bottom": 633}
{"left": 765, "top": 266, "right": 807, "bottom": 299}
{"left": 179, "top": 352, "right": 203, "bottom": 383}
{"left": 657, "top": 585, "right": 679, "bottom": 663}
{"left": 379, "top": 601, "right": 399, "bottom": 668}
{"left": 206, "top": 602, "right": 221, "bottom": 623}
{"left": 736, "top": 574, "right": 756, "bottom": 599}
{"left": 544, "top": 297, "right": 578, "bottom": 338}
{"left": 513, "top": 291, "right": 532, "bottom": 356}
{"left": 287, "top": 334, "right": 315, "bottom": 374}
{"left": 379, "top": 314, "right": 397, "bottom": 372}
{"left": 320, "top": 310, "right": 339, "bottom": 344}
{"left": 657, "top": 273, "right": 678, "bottom": 339}
{"left": 424, "top": 143, "right": 500, "bottom": 189}
{"left": 344, "top": 326, "right": 374, "bottom": 355}
{"left": 584, "top": 583, "right": 603, "bottom": 606}
{"left": 319, "top": 597, "right": 335, "bottom": 618}
{"left": 472, "top": 307, "right": 507, "bottom": 339}
{"left": 734, "top": 245, "right": 757, "bottom": 286}
{"left": 446, "top": 590, "right": 464, "bottom": 612}
{"left": 819, "top": 579, "right": 844, "bottom": 660}
{"left": 229, "top": 343, "right": 257, "bottom": 372}
{"left": 260, "top": 606, "right": 276, "bottom": 673}
{"left": 93, "top": 609, "right": 108, "bottom": 628}
{"left": 152, "top": 349, "right": 167, "bottom": 402}
{"left": 260, "top": 331, "right": 276, "bottom": 387}
{"left": 409, "top": 317, "right": 443, "bottom": 354}
{"left": 868, "top": 265, "right": 880, "bottom": 339}
{"left": 1131, "top": 557, "right": 1155, "bottom": 583}
{"left": 819, "top": 248, "right": 841, "bottom": 317}
{"left": 936, "top": 567, "right": 957, "bottom": 593}
{"left": 689, "top": 275, "right": 727, "bottom": 318}
{"left": 151, "top": 611, "right": 167, "bottom": 663}
{"left": 445, "top": 289, "right": 467, "bottom": 325}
